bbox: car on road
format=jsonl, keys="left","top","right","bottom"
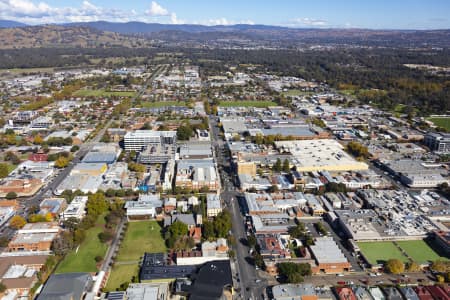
{"left": 255, "top": 279, "right": 261, "bottom": 283}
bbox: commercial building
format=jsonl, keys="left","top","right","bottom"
{"left": 176, "top": 159, "right": 219, "bottom": 191}
{"left": 272, "top": 283, "right": 335, "bottom": 300}
{"left": 188, "top": 260, "right": 233, "bottom": 300}
{"left": 424, "top": 132, "right": 450, "bottom": 153}
{"left": 8, "top": 223, "right": 60, "bottom": 252}
{"left": 309, "top": 237, "right": 351, "bottom": 274}
{"left": 70, "top": 163, "right": 107, "bottom": 177}
{"left": 60, "top": 196, "right": 88, "bottom": 221}
{"left": 124, "top": 194, "right": 162, "bottom": 220}
{"left": 124, "top": 130, "right": 177, "bottom": 152}
{"left": 138, "top": 144, "right": 175, "bottom": 164}
{"left": 139, "top": 253, "right": 197, "bottom": 282}
{"left": 179, "top": 142, "right": 213, "bottom": 160}
{"left": 275, "top": 139, "right": 368, "bottom": 172}
{"left": 39, "top": 198, "right": 66, "bottom": 217}
{"left": 37, "top": 272, "right": 93, "bottom": 300}
{"left": 335, "top": 210, "right": 381, "bottom": 241}
{"left": 433, "top": 230, "right": 450, "bottom": 256}
{"left": 125, "top": 283, "right": 169, "bottom": 300}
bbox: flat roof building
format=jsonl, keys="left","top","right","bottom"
{"left": 275, "top": 139, "right": 368, "bottom": 172}
{"left": 124, "top": 130, "right": 177, "bottom": 152}
{"left": 309, "top": 237, "right": 351, "bottom": 274}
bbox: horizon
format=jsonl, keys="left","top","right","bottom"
{"left": 0, "top": 0, "right": 449, "bottom": 30}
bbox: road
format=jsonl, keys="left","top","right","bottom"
{"left": 209, "top": 115, "right": 267, "bottom": 300}
{"left": 101, "top": 217, "right": 126, "bottom": 272}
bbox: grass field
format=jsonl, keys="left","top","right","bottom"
{"left": 397, "top": 240, "right": 448, "bottom": 264}
{"left": 73, "top": 89, "right": 136, "bottom": 97}
{"left": 427, "top": 117, "right": 450, "bottom": 131}
{"left": 281, "top": 89, "right": 311, "bottom": 97}
{"left": 105, "top": 264, "right": 139, "bottom": 291}
{"left": 358, "top": 241, "right": 408, "bottom": 265}
{"left": 219, "top": 100, "right": 277, "bottom": 108}
{"left": 56, "top": 215, "right": 108, "bottom": 273}
{"left": 6, "top": 164, "right": 17, "bottom": 174}
{"left": 105, "top": 221, "right": 166, "bottom": 291}
{"left": 140, "top": 101, "right": 186, "bottom": 108}
{"left": 116, "top": 221, "right": 166, "bottom": 262}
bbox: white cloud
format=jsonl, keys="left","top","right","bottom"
{"left": 170, "top": 13, "right": 185, "bottom": 24}
{"left": 146, "top": 1, "right": 168, "bottom": 16}
{"left": 194, "top": 18, "right": 255, "bottom": 26}
{"left": 288, "top": 17, "right": 328, "bottom": 27}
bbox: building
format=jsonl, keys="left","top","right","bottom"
{"left": 237, "top": 161, "right": 257, "bottom": 177}
{"left": 424, "top": 132, "right": 450, "bottom": 153}
{"left": 275, "top": 139, "right": 368, "bottom": 172}
{"left": 60, "top": 196, "right": 88, "bottom": 221}
{"left": 335, "top": 287, "right": 356, "bottom": 300}
{"left": 309, "top": 237, "right": 351, "bottom": 274}
{"left": 8, "top": 223, "right": 60, "bottom": 252}
{"left": 334, "top": 210, "right": 381, "bottom": 241}
{"left": 272, "top": 283, "right": 331, "bottom": 300}
{"left": 138, "top": 144, "right": 175, "bottom": 164}
{"left": 125, "top": 282, "right": 169, "bottom": 300}
{"left": 433, "top": 230, "right": 450, "bottom": 256}
{"left": 179, "top": 142, "right": 213, "bottom": 159}
{"left": 30, "top": 116, "right": 53, "bottom": 130}
{"left": 176, "top": 159, "right": 219, "bottom": 191}
{"left": 71, "top": 163, "right": 107, "bottom": 176}
{"left": 0, "top": 255, "right": 48, "bottom": 299}
{"left": 140, "top": 253, "right": 197, "bottom": 282}
{"left": 206, "top": 194, "right": 222, "bottom": 217}
{"left": 37, "top": 272, "right": 93, "bottom": 300}
{"left": 125, "top": 194, "right": 162, "bottom": 220}
{"left": 39, "top": 198, "right": 66, "bottom": 217}
{"left": 124, "top": 130, "right": 177, "bottom": 152}
{"left": 188, "top": 260, "right": 233, "bottom": 300}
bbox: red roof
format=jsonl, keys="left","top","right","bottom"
{"left": 425, "top": 286, "right": 450, "bottom": 300}
{"left": 28, "top": 153, "right": 48, "bottom": 162}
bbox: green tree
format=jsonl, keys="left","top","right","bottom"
{"left": 0, "top": 163, "right": 9, "bottom": 178}
{"left": 0, "top": 282, "right": 6, "bottom": 293}
{"left": 54, "top": 156, "right": 69, "bottom": 168}
{"left": 87, "top": 192, "right": 108, "bottom": 216}
{"left": 6, "top": 192, "right": 17, "bottom": 200}
{"left": 282, "top": 159, "right": 290, "bottom": 173}
{"left": 385, "top": 259, "right": 405, "bottom": 274}
{"left": 273, "top": 158, "right": 282, "bottom": 172}
{"left": 431, "top": 260, "right": 450, "bottom": 273}
{"left": 203, "top": 221, "right": 215, "bottom": 240}
{"left": 213, "top": 210, "right": 232, "bottom": 238}
{"left": 177, "top": 125, "right": 193, "bottom": 140}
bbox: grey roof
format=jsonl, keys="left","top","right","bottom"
{"left": 164, "top": 214, "right": 196, "bottom": 227}
{"left": 309, "top": 237, "right": 349, "bottom": 264}
{"left": 82, "top": 152, "right": 117, "bottom": 164}
{"left": 37, "top": 272, "right": 92, "bottom": 300}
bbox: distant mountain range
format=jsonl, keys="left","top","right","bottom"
{"left": 0, "top": 20, "right": 449, "bottom": 48}
{"left": 0, "top": 20, "right": 27, "bottom": 28}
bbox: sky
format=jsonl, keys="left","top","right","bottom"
{"left": 0, "top": 0, "right": 449, "bottom": 29}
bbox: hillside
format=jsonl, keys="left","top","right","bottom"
{"left": 0, "top": 25, "right": 151, "bottom": 49}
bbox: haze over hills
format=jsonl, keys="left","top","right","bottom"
{"left": 0, "top": 20, "right": 449, "bottom": 49}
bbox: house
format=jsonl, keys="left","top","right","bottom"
{"left": 37, "top": 273, "right": 93, "bottom": 300}
{"left": 164, "top": 198, "right": 177, "bottom": 214}
{"left": 335, "top": 287, "right": 356, "bottom": 300}
{"left": 164, "top": 214, "right": 197, "bottom": 229}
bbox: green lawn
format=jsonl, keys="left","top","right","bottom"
{"left": 219, "top": 100, "right": 277, "bottom": 108}
{"left": 55, "top": 215, "right": 108, "bottom": 273}
{"left": 105, "top": 221, "right": 166, "bottom": 291}
{"left": 116, "top": 221, "right": 166, "bottom": 262}
{"left": 427, "top": 117, "right": 450, "bottom": 131}
{"left": 105, "top": 264, "right": 139, "bottom": 291}
{"left": 73, "top": 89, "right": 136, "bottom": 97}
{"left": 358, "top": 241, "right": 408, "bottom": 265}
{"left": 6, "top": 164, "right": 17, "bottom": 174}
{"left": 397, "top": 240, "right": 448, "bottom": 264}
{"left": 140, "top": 101, "right": 186, "bottom": 108}
{"left": 281, "top": 89, "right": 311, "bottom": 97}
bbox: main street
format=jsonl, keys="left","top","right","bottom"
{"left": 209, "top": 115, "right": 267, "bottom": 300}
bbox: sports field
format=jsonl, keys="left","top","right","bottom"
{"left": 105, "top": 221, "right": 166, "bottom": 291}
{"left": 357, "top": 241, "right": 408, "bottom": 265}
{"left": 74, "top": 89, "right": 136, "bottom": 97}
{"left": 140, "top": 101, "right": 186, "bottom": 108}
{"left": 427, "top": 117, "right": 450, "bottom": 131}
{"left": 396, "top": 240, "right": 448, "bottom": 264}
{"left": 219, "top": 100, "right": 277, "bottom": 108}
